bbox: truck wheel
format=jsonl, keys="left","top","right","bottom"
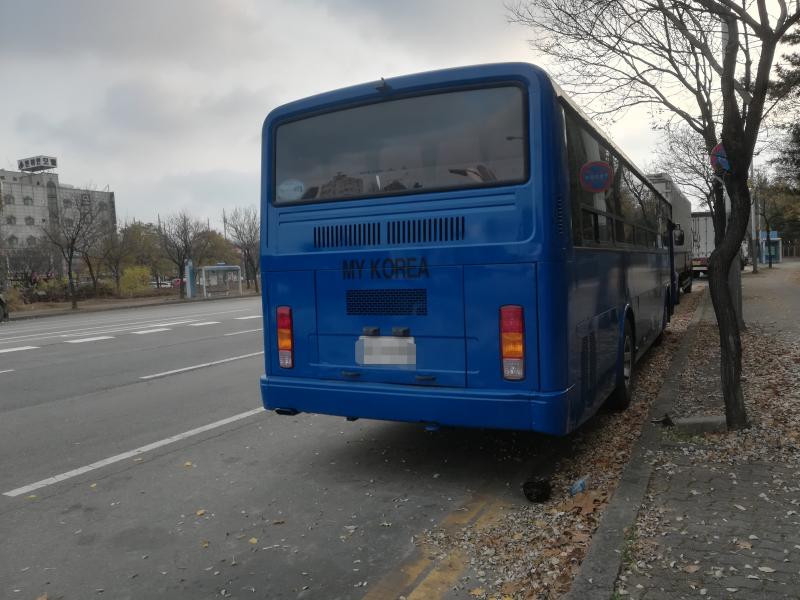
{"left": 607, "top": 319, "right": 634, "bottom": 411}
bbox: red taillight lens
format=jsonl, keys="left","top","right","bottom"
{"left": 276, "top": 306, "right": 293, "bottom": 369}
{"left": 500, "top": 305, "right": 524, "bottom": 380}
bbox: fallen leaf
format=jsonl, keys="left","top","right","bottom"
{"left": 90, "top": 483, "right": 97, "bottom": 489}
{"left": 36, "top": 594, "right": 48, "bottom": 600}
{"left": 685, "top": 565, "right": 700, "bottom": 573}
{"left": 469, "top": 588, "right": 485, "bottom": 597}
{"left": 249, "top": 537, "right": 258, "bottom": 544}
{"left": 758, "top": 566, "right": 776, "bottom": 573}
{"left": 201, "top": 540, "right": 209, "bottom": 548}
{"left": 736, "top": 540, "right": 752, "bottom": 549}
{"left": 184, "top": 461, "right": 193, "bottom": 467}
{"left": 196, "top": 509, "right": 206, "bottom": 517}
{"left": 272, "top": 520, "right": 285, "bottom": 525}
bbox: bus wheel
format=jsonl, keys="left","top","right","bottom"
{"left": 685, "top": 277, "right": 693, "bottom": 293}
{"left": 607, "top": 320, "right": 634, "bottom": 411}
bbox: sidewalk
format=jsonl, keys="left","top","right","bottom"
{"left": 613, "top": 260, "right": 800, "bottom": 598}
{"left": 6, "top": 290, "right": 259, "bottom": 321}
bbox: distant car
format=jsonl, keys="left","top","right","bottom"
{"left": 149, "top": 281, "right": 172, "bottom": 289}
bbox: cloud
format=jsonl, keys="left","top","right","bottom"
{"left": 0, "top": 0, "right": 662, "bottom": 227}
{"left": 0, "top": 0, "right": 264, "bottom": 66}
{"left": 122, "top": 170, "right": 259, "bottom": 228}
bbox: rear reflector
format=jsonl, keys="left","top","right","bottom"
{"left": 276, "top": 306, "right": 293, "bottom": 369}
{"left": 500, "top": 305, "right": 524, "bottom": 380}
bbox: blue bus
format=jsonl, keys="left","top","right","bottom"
{"left": 259, "top": 63, "right": 679, "bottom": 436}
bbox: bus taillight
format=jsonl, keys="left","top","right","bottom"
{"left": 500, "top": 305, "right": 525, "bottom": 380}
{"left": 277, "top": 306, "right": 294, "bottom": 369}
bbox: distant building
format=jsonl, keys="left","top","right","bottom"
{"left": 0, "top": 167, "right": 117, "bottom": 278}
{"left": 320, "top": 172, "right": 363, "bottom": 199}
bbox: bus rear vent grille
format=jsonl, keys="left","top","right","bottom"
{"left": 314, "top": 222, "right": 381, "bottom": 249}
{"left": 387, "top": 216, "right": 465, "bottom": 245}
{"left": 346, "top": 288, "right": 427, "bottom": 316}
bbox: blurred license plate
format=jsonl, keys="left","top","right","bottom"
{"left": 356, "top": 336, "right": 416, "bottom": 366}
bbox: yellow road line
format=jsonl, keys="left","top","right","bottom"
{"left": 406, "top": 550, "right": 466, "bottom": 600}
{"left": 363, "top": 495, "right": 512, "bottom": 600}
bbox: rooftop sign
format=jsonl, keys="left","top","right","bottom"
{"left": 17, "top": 156, "right": 58, "bottom": 172}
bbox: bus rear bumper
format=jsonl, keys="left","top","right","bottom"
{"left": 260, "top": 375, "right": 571, "bottom": 436}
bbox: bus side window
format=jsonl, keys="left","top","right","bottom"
{"left": 564, "top": 111, "right": 587, "bottom": 246}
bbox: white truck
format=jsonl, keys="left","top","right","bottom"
{"left": 648, "top": 173, "right": 693, "bottom": 293}
{"left": 691, "top": 211, "right": 715, "bottom": 278}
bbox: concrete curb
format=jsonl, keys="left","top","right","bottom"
{"left": 6, "top": 293, "right": 258, "bottom": 322}
{"left": 564, "top": 292, "right": 710, "bottom": 600}
{"left": 673, "top": 415, "right": 727, "bottom": 435}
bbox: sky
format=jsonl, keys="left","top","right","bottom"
{"left": 0, "top": 0, "right": 661, "bottom": 229}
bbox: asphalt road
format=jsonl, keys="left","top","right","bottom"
{"left": 0, "top": 296, "right": 548, "bottom": 600}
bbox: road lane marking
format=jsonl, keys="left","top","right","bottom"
{"left": 0, "top": 306, "right": 256, "bottom": 345}
{"left": 188, "top": 321, "right": 221, "bottom": 326}
{"left": 148, "top": 320, "right": 196, "bottom": 327}
{"left": 0, "top": 346, "right": 39, "bottom": 354}
{"left": 131, "top": 328, "right": 171, "bottom": 335}
{"left": 139, "top": 351, "right": 264, "bottom": 380}
{"left": 2, "top": 408, "right": 265, "bottom": 498}
{"left": 224, "top": 328, "right": 263, "bottom": 336}
{"left": 0, "top": 369, "right": 15, "bottom": 374}
{"left": 234, "top": 315, "right": 262, "bottom": 320}
{"left": 64, "top": 336, "right": 115, "bottom": 344}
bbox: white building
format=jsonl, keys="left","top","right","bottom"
{"left": 0, "top": 168, "right": 116, "bottom": 252}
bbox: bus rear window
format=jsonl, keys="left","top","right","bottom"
{"left": 273, "top": 86, "right": 527, "bottom": 205}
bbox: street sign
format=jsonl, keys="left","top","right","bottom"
{"left": 710, "top": 143, "right": 730, "bottom": 172}
{"left": 579, "top": 161, "right": 614, "bottom": 192}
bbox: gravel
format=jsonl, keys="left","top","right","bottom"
{"left": 421, "top": 291, "right": 704, "bottom": 599}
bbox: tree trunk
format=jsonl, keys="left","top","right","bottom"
{"left": 84, "top": 256, "right": 99, "bottom": 294}
{"left": 247, "top": 255, "right": 260, "bottom": 294}
{"left": 67, "top": 253, "right": 78, "bottom": 310}
{"left": 114, "top": 268, "right": 121, "bottom": 296}
{"left": 707, "top": 176, "right": 752, "bottom": 430}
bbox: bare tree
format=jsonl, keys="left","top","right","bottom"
{"left": 225, "top": 206, "right": 260, "bottom": 293}
{"left": 40, "top": 190, "right": 103, "bottom": 309}
{"left": 99, "top": 222, "right": 134, "bottom": 296}
{"left": 654, "top": 123, "right": 716, "bottom": 208}
{"left": 159, "top": 211, "right": 210, "bottom": 299}
{"left": 509, "top": 0, "right": 800, "bottom": 429}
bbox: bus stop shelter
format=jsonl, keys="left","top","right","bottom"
{"left": 198, "top": 265, "right": 243, "bottom": 298}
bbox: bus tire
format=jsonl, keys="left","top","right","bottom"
{"left": 607, "top": 319, "right": 634, "bottom": 411}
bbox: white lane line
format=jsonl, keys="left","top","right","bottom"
{"left": 0, "top": 369, "right": 15, "bottom": 374}
{"left": 0, "top": 346, "right": 39, "bottom": 354}
{"left": 234, "top": 315, "right": 262, "bottom": 320}
{"left": 140, "top": 351, "right": 264, "bottom": 380}
{"left": 188, "top": 321, "right": 221, "bottom": 327}
{"left": 2, "top": 407, "right": 265, "bottom": 498}
{"left": 65, "top": 336, "right": 115, "bottom": 344}
{"left": 0, "top": 305, "right": 255, "bottom": 344}
{"left": 131, "top": 328, "right": 171, "bottom": 335}
{"left": 145, "top": 320, "right": 196, "bottom": 328}
{"left": 224, "top": 328, "right": 263, "bottom": 337}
